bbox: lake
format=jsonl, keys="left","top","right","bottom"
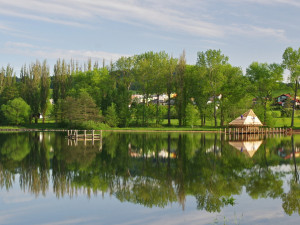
{"left": 0, "top": 131, "right": 299, "bottom": 225}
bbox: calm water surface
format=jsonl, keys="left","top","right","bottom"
{"left": 0, "top": 131, "right": 299, "bottom": 225}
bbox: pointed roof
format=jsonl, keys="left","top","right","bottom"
{"left": 229, "top": 140, "right": 263, "bottom": 157}
{"left": 229, "top": 109, "right": 263, "bottom": 127}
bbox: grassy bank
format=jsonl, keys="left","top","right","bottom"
{"left": 2, "top": 116, "right": 300, "bottom": 131}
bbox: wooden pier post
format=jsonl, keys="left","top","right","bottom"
{"left": 92, "top": 130, "right": 94, "bottom": 145}
{"left": 99, "top": 130, "right": 103, "bottom": 151}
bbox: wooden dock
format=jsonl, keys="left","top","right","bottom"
{"left": 224, "top": 127, "right": 292, "bottom": 141}
{"left": 67, "top": 130, "right": 102, "bottom": 140}
{"left": 67, "top": 130, "right": 103, "bottom": 149}
{"left": 224, "top": 127, "right": 292, "bottom": 135}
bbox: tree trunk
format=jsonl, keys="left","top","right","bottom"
{"left": 220, "top": 101, "right": 224, "bottom": 127}
{"left": 142, "top": 95, "right": 146, "bottom": 126}
{"left": 213, "top": 95, "right": 217, "bottom": 127}
{"left": 220, "top": 108, "right": 224, "bottom": 127}
{"left": 291, "top": 80, "right": 298, "bottom": 127}
{"left": 167, "top": 92, "right": 171, "bottom": 126}
{"left": 178, "top": 100, "right": 182, "bottom": 127}
{"left": 156, "top": 94, "right": 159, "bottom": 125}
{"left": 264, "top": 99, "right": 267, "bottom": 124}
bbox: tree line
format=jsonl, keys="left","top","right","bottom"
{"left": 1, "top": 47, "right": 300, "bottom": 128}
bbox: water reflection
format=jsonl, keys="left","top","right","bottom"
{"left": 229, "top": 140, "right": 263, "bottom": 157}
{"left": 0, "top": 132, "right": 299, "bottom": 215}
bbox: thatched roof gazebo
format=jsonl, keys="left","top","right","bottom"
{"left": 229, "top": 109, "right": 263, "bottom": 133}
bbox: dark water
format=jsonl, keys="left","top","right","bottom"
{"left": 0, "top": 131, "right": 299, "bottom": 225}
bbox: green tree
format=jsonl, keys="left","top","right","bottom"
{"left": 246, "top": 62, "right": 283, "bottom": 124}
{"left": 133, "top": 52, "right": 155, "bottom": 125}
{"left": 165, "top": 56, "right": 178, "bottom": 126}
{"left": 196, "top": 49, "right": 229, "bottom": 127}
{"left": 53, "top": 59, "right": 71, "bottom": 103}
{"left": 219, "top": 64, "right": 251, "bottom": 126}
{"left": 186, "top": 65, "right": 210, "bottom": 126}
{"left": 282, "top": 47, "right": 300, "bottom": 127}
{"left": 40, "top": 60, "right": 50, "bottom": 123}
{"left": 175, "top": 51, "right": 187, "bottom": 126}
{"left": 112, "top": 56, "right": 134, "bottom": 127}
{"left": 20, "top": 61, "right": 41, "bottom": 124}
{"left": 1, "top": 97, "right": 31, "bottom": 125}
{"left": 105, "top": 103, "right": 119, "bottom": 127}
{"left": 151, "top": 52, "right": 169, "bottom": 126}
{"left": 60, "top": 92, "right": 101, "bottom": 126}
{"left": 0, "top": 64, "right": 18, "bottom": 107}
{"left": 53, "top": 59, "right": 71, "bottom": 122}
{"left": 185, "top": 103, "right": 199, "bottom": 128}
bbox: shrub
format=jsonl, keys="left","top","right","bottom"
{"left": 79, "top": 121, "right": 110, "bottom": 130}
{"left": 1, "top": 98, "right": 31, "bottom": 125}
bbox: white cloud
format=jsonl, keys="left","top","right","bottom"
{"left": 228, "top": 25, "right": 286, "bottom": 40}
{"left": 5, "top": 41, "right": 36, "bottom": 48}
{"left": 0, "top": 0, "right": 292, "bottom": 42}
{"left": 0, "top": 22, "right": 16, "bottom": 33}
{"left": 0, "top": 0, "right": 223, "bottom": 37}
{"left": 230, "top": 0, "right": 300, "bottom": 7}
{"left": 3, "top": 41, "right": 129, "bottom": 62}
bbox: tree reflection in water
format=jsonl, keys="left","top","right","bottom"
{"left": 0, "top": 131, "right": 299, "bottom": 215}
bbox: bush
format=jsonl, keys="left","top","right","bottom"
{"left": 1, "top": 97, "right": 31, "bottom": 125}
{"left": 79, "top": 121, "right": 111, "bottom": 130}
{"left": 281, "top": 108, "right": 292, "bottom": 117}
{"left": 265, "top": 112, "right": 277, "bottom": 128}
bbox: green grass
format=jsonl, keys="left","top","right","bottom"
{"left": 2, "top": 115, "right": 300, "bottom": 131}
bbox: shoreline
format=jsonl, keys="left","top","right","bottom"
{"left": 0, "top": 128, "right": 218, "bottom": 133}
{"left": 1, "top": 128, "right": 300, "bottom": 134}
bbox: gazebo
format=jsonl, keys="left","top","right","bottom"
{"left": 229, "top": 109, "right": 263, "bottom": 133}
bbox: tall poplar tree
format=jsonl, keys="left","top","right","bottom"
{"left": 165, "top": 56, "right": 177, "bottom": 126}
{"left": 113, "top": 56, "right": 134, "bottom": 127}
{"left": 53, "top": 59, "right": 71, "bottom": 122}
{"left": 29, "top": 61, "right": 41, "bottom": 123}
{"left": 0, "top": 64, "right": 18, "bottom": 105}
{"left": 134, "top": 52, "right": 154, "bottom": 125}
{"left": 175, "top": 51, "right": 187, "bottom": 126}
{"left": 40, "top": 60, "right": 50, "bottom": 123}
{"left": 282, "top": 47, "right": 300, "bottom": 127}
{"left": 20, "top": 61, "right": 41, "bottom": 123}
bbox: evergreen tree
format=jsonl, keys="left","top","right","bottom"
{"left": 105, "top": 103, "right": 119, "bottom": 127}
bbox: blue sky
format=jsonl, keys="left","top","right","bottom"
{"left": 0, "top": 0, "right": 299, "bottom": 79}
